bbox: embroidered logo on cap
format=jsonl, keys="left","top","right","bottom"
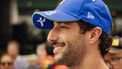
{"left": 37, "top": 17, "right": 46, "bottom": 27}
{"left": 87, "top": 12, "right": 95, "bottom": 19}
{"left": 32, "top": 13, "right": 54, "bottom": 29}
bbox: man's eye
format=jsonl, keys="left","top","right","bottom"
{"left": 60, "top": 26, "right": 69, "bottom": 29}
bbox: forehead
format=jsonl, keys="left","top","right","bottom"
{"left": 112, "top": 52, "right": 122, "bottom": 57}
{"left": 105, "top": 52, "right": 122, "bottom": 59}
{"left": 104, "top": 53, "right": 113, "bottom": 59}
{"left": 8, "top": 42, "right": 19, "bottom": 48}
{"left": 1, "top": 55, "right": 12, "bottom": 62}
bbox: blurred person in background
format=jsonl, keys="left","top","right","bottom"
{"left": 7, "top": 40, "right": 29, "bottom": 69}
{"left": 28, "top": 43, "right": 54, "bottom": 69}
{"left": 0, "top": 54, "right": 14, "bottom": 69}
{"left": 32, "top": 0, "right": 112, "bottom": 69}
{"left": 36, "top": 43, "right": 54, "bottom": 69}
{"left": 104, "top": 37, "right": 122, "bottom": 69}
{"left": 0, "top": 55, "right": 1, "bottom": 69}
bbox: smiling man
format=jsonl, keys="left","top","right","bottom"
{"left": 104, "top": 37, "right": 122, "bottom": 69}
{"left": 32, "top": 0, "right": 112, "bottom": 69}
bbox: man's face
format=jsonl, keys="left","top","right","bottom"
{"left": 104, "top": 52, "right": 122, "bottom": 69}
{"left": 0, "top": 55, "right": 14, "bottom": 69}
{"left": 47, "top": 22, "right": 87, "bottom": 66}
{"left": 7, "top": 42, "right": 19, "bottom": 56}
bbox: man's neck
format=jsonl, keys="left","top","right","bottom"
{"left": 11, "top": 55, "right": 18, "bottom": 61}
{"left": 69, "top": 49, "right": 109, "bottom": 69}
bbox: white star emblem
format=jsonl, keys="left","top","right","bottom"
{"left": 37, "top": 17, "right": 46, "bottom": 27}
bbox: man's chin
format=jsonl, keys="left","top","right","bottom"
{"left": 54, "top": 54, "right": 63, "bottom": 62}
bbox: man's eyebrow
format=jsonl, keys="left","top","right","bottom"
{"left": 61, "top": 23, "right": 73, "bottom": 27}
{"left": 58, "top": 22, "right": 76, "bottom": 25}
{"left": 58, "top": 21, "right": 77, "bottom": 23}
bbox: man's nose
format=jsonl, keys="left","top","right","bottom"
{"left": 4, "top": 64, "right": 9, "bottom": 68}
{"left": 47, "top": 28, "right": 59, "bottom": 43}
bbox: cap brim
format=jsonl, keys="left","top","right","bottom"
{"left": 32, "top": 10, "right": 79, "bottom": 29}
{"left": 109, "top": 47, "right": 122, "bottom": 53}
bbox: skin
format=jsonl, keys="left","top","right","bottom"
{"left": 0, "top": 55, "right": 14, "bottom": 69}
{"left": 36, "top": 44, "right": 47, "bottom": 59}
{"left": 7, "top": 41, "right": 19, "bottom": 60}
{"left": 36, "top": 44, "right": 47, "bottom": 68}
{"left": 47, "top": 22, "right": 108, "bottom": 69}
{"left": 104, "top": 52, "right": 122, "bottom": 69}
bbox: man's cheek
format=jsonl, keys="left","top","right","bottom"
{"left": 119, "top": 62, "right": 122, "bottom": 69}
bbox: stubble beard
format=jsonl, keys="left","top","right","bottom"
{"left": 55, "top": 42, "right": 86, "bottom": 68}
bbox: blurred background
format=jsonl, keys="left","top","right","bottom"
{"left": 0, "top": 0, "right": 60, "bottom": 55}
{"left": 0, "top": 0, "right": 122, "bottom": 68}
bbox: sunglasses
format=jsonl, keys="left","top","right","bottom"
{"left": 0, "top": 62, "right": 13, "bottom": 66}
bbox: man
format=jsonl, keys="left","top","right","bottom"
{"left": 32, "top": 0, "right": 112, "bottom": 69}
{"left": 36, "top": 43, "right": 54, "bottom": 69}
{"left": 0, "top": 54, "right": 14, "bottom": 69}
{"left": 104, "top": 37, "right": 122, "bottom": 69}
{"left": 7, "top": 40, "right": 29, "bottom": 69}
{"left": 28, "top": 43, "right": 54, "bottom": 69}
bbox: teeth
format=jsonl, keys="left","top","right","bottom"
{"left": 53, "top": 44, "right": 65, "bottom": 47}
{"left": 53, "top": 46, "right": 62, "bottom": 54}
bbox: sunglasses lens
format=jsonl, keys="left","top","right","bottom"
{"left": 8, "top": 62, "right": 13, "bottom": 65}
{"left": 1, "top": 63, "right": 5, "bottom": 65}
{"left": 0, "top": 62, "right": 13, "bottom": 66}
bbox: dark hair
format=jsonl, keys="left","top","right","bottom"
{"left": 77, "top": 20, "right": 112, "bottom": 57}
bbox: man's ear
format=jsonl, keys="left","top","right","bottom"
{"left": 87, "top": 27, "right": 102, "bottom": 44}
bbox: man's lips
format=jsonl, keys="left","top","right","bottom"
{"left": 53, "top": 46, "right": 62, "bottom": 54}
{"left": 53, "top": 44, "right": 65, "bottom": 54}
